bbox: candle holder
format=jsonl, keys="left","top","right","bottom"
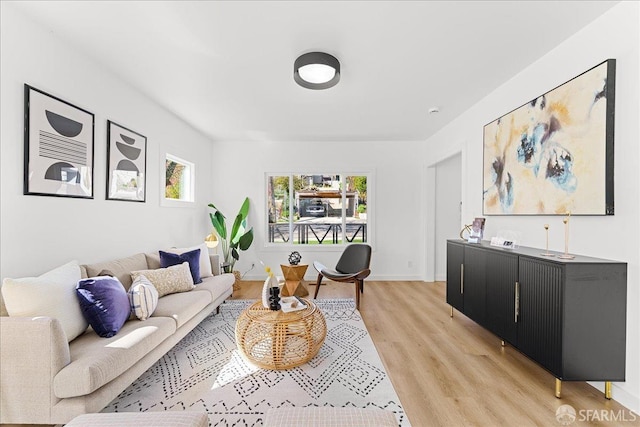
{"left": 557, "top": 212, "right": 575, "bottom": 260}
{"left": 540, "top": 224, "right": 554, "bottom": 256}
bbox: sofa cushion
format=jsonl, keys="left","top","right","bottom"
{"left": 196, "top": 273, "right": 235, "bottom": 302}
{"left": 53, "top": 316, "right": 176, "bottom": 398}
{"left": 1, "top": 260, "right": 88, "bottom": 342}
{"left": 159, "top": 248, "right": 202, "bottom": 284}
{"left": 76, "top": 277, "right": 131, "bottom": 338}
{"left": 152, "top": 290, "right": 212, "bottom": 328}
{"left": 83, "top": 253, "right": 149, "bottom": 291}
{"left": 66, "top": 412, "right": 209, "bottom": 427}
{"left": 127, "top": 275, "right": 159, "bottom": 321}
{"left": 263, "top": 407, "right": 398, "bottom": 427}
{"left": 161, "top": 243, "right": 213, "bottom": 278}
{"left": 131, "top": 262, "right": 195, "bottom": 297}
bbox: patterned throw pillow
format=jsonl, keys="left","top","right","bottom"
{"left": 127, "top": 275, "right": 159, "bottom": 320}
{"left": 159, "top": 248, "right": 202, "bottom": 284}
{"left": 76, "top": 276, "right": 131, "bottom": 338}
{"left": 131, "top": 262, "right": 195, "bottom": 297}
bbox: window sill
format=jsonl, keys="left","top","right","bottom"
{"left": 160, "top": 198, "right": 197, "bottom": 208}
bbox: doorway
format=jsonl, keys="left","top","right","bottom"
{"left": 434, "top": 153, "right": 462, "bottom": 281}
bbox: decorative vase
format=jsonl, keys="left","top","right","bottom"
{"left": 262, "top": 275, "right": 277, "bottom": 308}
{"left": 268, "top": 286, "right": 281, "bottom": 311}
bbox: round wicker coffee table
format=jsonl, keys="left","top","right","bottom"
{"left": 235, "top": 299, "right": 327, "bottom": 370}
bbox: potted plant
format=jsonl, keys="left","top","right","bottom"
{"left": 208, "top": 197, "right": 254, "bottom": 277}
{"left": 357, "top": 204, "right": 367, "bottom": 220}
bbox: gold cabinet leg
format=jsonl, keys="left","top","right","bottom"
{"left": 555, "top": 378, "right": 562, "bottom": 398}
{"left": 501, "top": 340, "right": 506, "bottom": 347}
{"left": 605, "top": 381, "right": 612, "bottom": 399}
{"left": 450, "top": 306, "right": 453, "bottom": 317}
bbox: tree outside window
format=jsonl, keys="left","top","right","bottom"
{"left": 266, "top": 173, "right": 369, "bottom": 245}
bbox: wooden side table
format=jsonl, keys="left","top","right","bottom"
{"left": 280, "top": 264, "right": 309, "bottom": 297}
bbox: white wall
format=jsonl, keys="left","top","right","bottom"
{"left": 209, "top": 139, "right": 424, "bottom": 281}
{"left": 434, "top": 153, "right": 461, "bottom": 281}
{"left": 0, "top": 4, "right": 215, "bottom": 281}
{"left": 423, "top": 1, "right": 640, "bottom": 412}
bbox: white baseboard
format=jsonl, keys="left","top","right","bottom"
{"left": 588, "top": 381, "right": 640, "bottom": 414}
{"left": 241, "top": 274, "right": 425, "bottom": 282}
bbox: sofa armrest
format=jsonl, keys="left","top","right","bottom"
{"left": 0, "top": 316, "right": 70, "bottom": 424}
{"left": 209, "top": 254, "right": 221, "bottom": 276}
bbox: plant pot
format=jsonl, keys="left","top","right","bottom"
{"left": 232, "top": 270, "right": 242, "bottom": 291}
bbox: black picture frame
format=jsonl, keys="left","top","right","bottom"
{"left": 106, "top": 120, "right": 147, "bottom": 202}
{"left": 483, "top": 59, "right": 616, "bottom": 215}
{"left": 24, "top": 84, "right": 95, "bottom": 198}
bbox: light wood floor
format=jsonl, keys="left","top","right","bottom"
{"left": 236, "top": 280, "right": 637, "bottom": 426}
{"left": 6, "top": 280, "right": 635, "bottom": 427}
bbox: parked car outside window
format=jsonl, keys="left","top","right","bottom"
{"left": 306, "top": 203, "right": 325, "bottom": 217}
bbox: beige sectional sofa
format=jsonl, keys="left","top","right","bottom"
{"left": 0, "top": 251, "right": 234, "bottom": 425}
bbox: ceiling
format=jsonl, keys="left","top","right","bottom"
{"left": 11, "top": 1, "right": 619, "bottom": 143}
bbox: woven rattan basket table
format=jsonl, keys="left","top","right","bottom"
{"left": 235, "top": 299, "right": 327, "bottom": 370}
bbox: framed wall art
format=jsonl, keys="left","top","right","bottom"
{"left": 483, "top": 59, "right": 616, "bottom": 215}
{"left": 24, "top": 84, "right": 95, "bottom": 198}
{"left": 106, "top": 120, "right": 147, "bottom": 202}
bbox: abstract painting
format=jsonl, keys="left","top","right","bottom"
{"left": 24, "top": 85, "right": 94, "bottom": 198}
{"left": 483, "top": 59, "right": 615, "bottom": 215}
{"left": 106, "top": 121, "right": 147, "bottom": 202}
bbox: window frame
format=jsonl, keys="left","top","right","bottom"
{"left": 264, "top": 171, "right": 373, "bottom": 251}
{"left": 161, "top": 153, "right": 196, "bottom": 208}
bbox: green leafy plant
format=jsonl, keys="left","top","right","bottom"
{"left": 208, "top": 197, "right": 254, "bottom": 273}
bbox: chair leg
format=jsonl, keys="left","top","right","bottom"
{"left": 354, "top": 280, "right": 360, "bottom": 310}
{"left": 314, "top": 274, "right": 323, "bottom": 299}
{"left": 360, "top": 280, "right": 364, "bottom": 293}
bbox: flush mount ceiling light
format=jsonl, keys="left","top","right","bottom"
{"left": 294, "top": 52, "right": 340, "bottom": 90}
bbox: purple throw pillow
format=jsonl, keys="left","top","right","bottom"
{"left": 159, "top": 248, "right": 202, "bottom": 284}
{"left": 76, "top": 276, "right": 131, "bottom": 338}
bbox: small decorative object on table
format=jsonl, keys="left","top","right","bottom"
{"left": 268, "top": 286, "right": 281, "bottom": 311}
{"left": 468, "top": 217, "right": 486, "bottom": 243}
{"left": 288, "top": 251, "right": 302, "bottom": 265}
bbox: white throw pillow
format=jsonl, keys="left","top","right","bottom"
{"left": 127, "top": 275, "right": 159, "bottom": 321}
{"left": 163, "top": 243, "right": 213, "bottom": 278}
{"left": 131, "top": 262, "right": 195, "bottom": 297}
{"left": 1, "top": 260, "right": 88, "bottom": 342}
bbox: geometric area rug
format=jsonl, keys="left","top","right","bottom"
{"left": 103, "top": 299, "right": 410, "bottom": 426}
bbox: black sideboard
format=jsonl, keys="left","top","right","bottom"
{"left": 446, "top": 239, "right": 627, "bottom": 399}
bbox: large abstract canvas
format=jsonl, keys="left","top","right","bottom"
{"left": 483, "top": 59, "right": 615, "bottom": 215}
{"left": 24, "top": 85, "right": 94, "bottom": 198}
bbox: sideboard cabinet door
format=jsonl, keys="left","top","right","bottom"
{"left": 462, "top": 246, "right": 487, "bottom": 326}
{"left": 485, "top": 251, "right": 518, "bottom": 345}
{"left": 446, "top": 241, "right": 465, "bottom": 313}
{"left": 517, "top": 257, "right": 563, "bottom": 377}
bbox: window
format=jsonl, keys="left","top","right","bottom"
{"left": 266, "top": 173, "right": 369, "bottom": 246}
{"left": 164, "top": 154, "right": 194, "bottom": 204}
